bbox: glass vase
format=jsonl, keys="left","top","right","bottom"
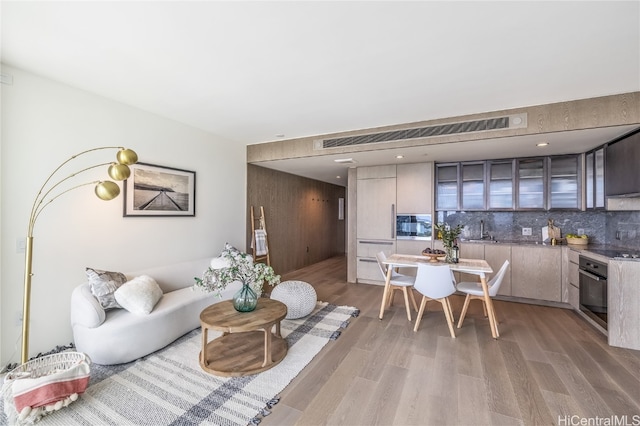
{"left": 444, "top": 244, "right": 454, "bottom": 263}
{"left": 233, "top": 283, "right": 258, "bottom": 312}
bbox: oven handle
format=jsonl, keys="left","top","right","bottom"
{"left": 579, "top": 269, "right": 605, "bottom": 281}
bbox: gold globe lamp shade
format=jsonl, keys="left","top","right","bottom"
{"left": 108, "top": 163, "right": 131, "bottom": 181}
{"left": 117, "top": 148, "right": 138, "bottom": 165}
{"left": 95, "top": 180, "right": 121, "bottom": 200}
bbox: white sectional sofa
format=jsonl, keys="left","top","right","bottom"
{"left": 70, "top": 257, "right": 241, "bottom": 365}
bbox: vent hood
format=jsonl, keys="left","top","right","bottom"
{"left": 605, "top": 128, "right": 640, "bottom": 198}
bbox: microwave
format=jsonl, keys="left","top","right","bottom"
{"left": 396, "top": 214, "right": 432, "bottom": 240}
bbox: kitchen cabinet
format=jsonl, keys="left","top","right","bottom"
{"left": 511, "top": 245, "right": 562, "bottom": 302}
{"left": 396, "top": 240, "right": 428, "bottom": 276}
{"left": 437, "top": 154, "right": 580, "bottom": 211}
{"left": 396, "top": 239, "right": 428, "bottom": 255}
{"left": 357, "top": 164, "right": 396, "bottom": 180}
{"left": 585, "top": 148, "right": 605, "bottom": 209}
{"left": 461, "top": 162, "right": 485, "bottom": 210}
{"left": 455, "top": 243, "right": 511, "bottom": 296}
{"left": 608, "top": 260, "right": 640, "bottom": 350}
{"left": 564, "top": 247, "right": 580, "bottom": 309}
{"left": 484, "top": 244, "right": 512, "bottom": 296}
{"left": 458, "top": 243, "right": 485, "bottom": 282}
{"left": 397, "top": 163, "right": 433, "bottom": 214}
{"left": 435, "top": 163, "right": 459, "bottom": 211}
{"left": 356, "top": 240, "right": 396, "bottom": 284}
{"left": 606, "top": 129, "right": 640, "bottom": 198}
{"left": 356, "top": 165, "right": 396, "bottom": 283}
{"left": 548, "top": 155, "right": 580, "bottom": 209}
{"left": 517, "top": 158, "right": 545, "bottom": 209}
{"left": 488, "top": 160, "right": 515, "bottom": 209}
{"left": 356, "top": 170, "right": 396, "bottom": 240}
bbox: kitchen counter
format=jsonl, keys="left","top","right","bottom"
{"left": 459, "top": 239, "right": 563, "bottom": 247}
{"left": 460, "top": 239, "right": 640, "bottom": 260}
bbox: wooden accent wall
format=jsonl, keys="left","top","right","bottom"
{"left": 247, "top": 164, "right": 346, "bottom": 276}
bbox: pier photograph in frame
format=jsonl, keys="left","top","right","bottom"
{"left": 123, "top": 163, "right": 196, "bottom": 216}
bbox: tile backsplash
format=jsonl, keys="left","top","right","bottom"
{"left": 437, "top": 210, "right": 640, "bottom": 251}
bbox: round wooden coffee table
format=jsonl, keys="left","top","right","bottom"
{"left": 199, "top": 298, "right": 288, "bottom": 377}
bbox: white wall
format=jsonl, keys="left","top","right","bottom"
{"left": 0, "top": 65, "right": 247, "bottom": 366}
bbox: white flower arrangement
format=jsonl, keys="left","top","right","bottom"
{"left": 194, "top": 244, "right": 280, "bottom": 297}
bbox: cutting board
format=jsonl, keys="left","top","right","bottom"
{"left": 542, "top": 225, "right": 561, "bottom": 242}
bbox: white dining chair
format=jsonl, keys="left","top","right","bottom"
{"left": 456, "top": 260, "right": 509, "bottom": 331}
{"left": 413, "top": 263, "right": 457, "bottom": 338}
{"left": 376, "top": 251, "right": 418, "bottom": 321}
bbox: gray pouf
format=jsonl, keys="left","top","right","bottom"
{"left": 270, "top": 280, "right": 317, "bottom": 319}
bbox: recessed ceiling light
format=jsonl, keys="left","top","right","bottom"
{"left": 537, "top": 142, "right": 549, "bottom": 147}
{"left": 334, "top": 158, "right": 356, "bottom": 164}
{"left": 336, "top": 175, "right": 341, "bottom": 179}
{"left": 396, "top": 155, "right": 404, "bottom": 159}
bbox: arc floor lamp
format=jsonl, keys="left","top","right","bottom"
{"left": 21, "top": 146, "right": 138, "bottom": 364}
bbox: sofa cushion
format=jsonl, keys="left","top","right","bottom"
{"left": 115, "top": 275, "right": 163, "bottom": 315}
{"left": 71, "top": 283, "right": 106, "bottom": 328}
{"left": 86, "top": 267, "right": 127, "bottom": 309}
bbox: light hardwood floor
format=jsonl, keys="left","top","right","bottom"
{"left": 262, "top": 256, "right": 640, "bottom": 426}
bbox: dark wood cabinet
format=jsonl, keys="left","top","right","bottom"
{"left": 606, "top": 129, "right": 640, "bottom": 197}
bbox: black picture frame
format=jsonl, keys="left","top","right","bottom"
{"left": 123, "top": 162, "right": 196, "bottom": 217}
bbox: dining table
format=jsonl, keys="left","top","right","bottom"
{"left": 380, "top": 254, "right": 499, "bottom": 338}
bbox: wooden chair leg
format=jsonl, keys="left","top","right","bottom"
{"left": 445, "top": 297, "right": 455, "bottom": 323}
{"left": 457, "top": 294, "right": 472, "bottom": 328}
{"left": 441, "top": 298, "right": 456, "bottom": 338}
{"left": 413, "top": 296, "right": 428, "bottom": 332}
{"left": 402, "top": 287, "right": 412, "bottom": 321}
{"left": 386, "top": 287, "right": 395, "bottom": 308}
{"left": 409, "top": 288, "right": 419, "bottom": 313}
{"left": 482, "top": 299, "right": 488, "bottom": 317}
{"left": 489, "top": 300, "right": 500, "bottom": 337}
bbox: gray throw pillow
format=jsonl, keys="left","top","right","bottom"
{"left": 86, "top": 267, "right": 127, "bottom": 309}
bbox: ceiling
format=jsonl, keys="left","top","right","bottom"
{"left": 3, "top": 1, "right": 639, "bottom": 186}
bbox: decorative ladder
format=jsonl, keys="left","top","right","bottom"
{"left": 250, "top": 205, "right": 270, "bottom": 266}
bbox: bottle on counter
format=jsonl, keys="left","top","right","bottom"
{"left": 452, "top": 244, "right": 460, "bottom": 263}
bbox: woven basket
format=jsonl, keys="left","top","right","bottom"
{"left": 6, "top": 352, "right": 89, "bottom": 379}
{"left": 3, "top": 352, "right": 91, "bottom": 425}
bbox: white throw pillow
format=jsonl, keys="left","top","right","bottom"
{"left": 114, "top": 275, "right": 163, "bottom": 315}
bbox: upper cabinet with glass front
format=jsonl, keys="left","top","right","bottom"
{"left": 436, "top": 155, "right": 581, "bottom": 211}
{"left": 488, "top": 160, "right": 515, "bottom": 209}
{"left": 516, "top": 158, "right": 545, "bottom": 209}
{"left": 585, "top": 148, "right": 605, "bottom": 209}
{"left": 548, "top": 155, "right": 580, "bottom": 209}
{"left": 436, "top": 163, "right": 459, "bottom": 211}
{"left": 461, "top": 162, "right": 485, "bottom": 210}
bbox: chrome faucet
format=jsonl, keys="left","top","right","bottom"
{"left": 480, "top": 220, "right": 490, "bottom": 240}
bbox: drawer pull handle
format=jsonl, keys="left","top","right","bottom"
{"left": 359, "top": 241, "right": 393, "bottom": 245}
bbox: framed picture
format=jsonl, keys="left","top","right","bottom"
{"left": 123, "top": 163, "right": 196, "bottom": 217}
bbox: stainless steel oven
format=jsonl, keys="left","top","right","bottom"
{"left": 396, "top": 214, "right": 432, "bottom": 240}
{"left": 579, "top": 256, "right": 607, "bottom": 329}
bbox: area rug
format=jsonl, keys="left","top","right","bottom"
{"left": 2, "top": 302, "right": 359, "bottom": 426}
